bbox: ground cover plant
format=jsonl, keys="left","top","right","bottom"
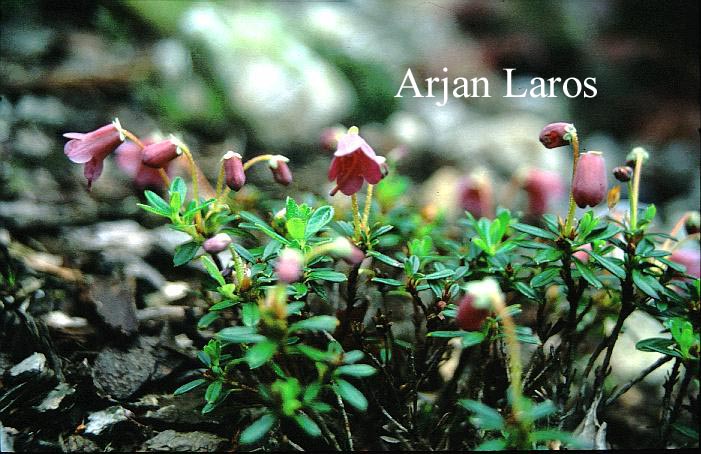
{"left": 2, "top": 117, "right": 698, "bottom": 451}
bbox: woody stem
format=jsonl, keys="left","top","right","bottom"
{"left": 564, "top": 133, "right": 580, "bottom": 236}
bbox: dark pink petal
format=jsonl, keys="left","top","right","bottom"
{"left": 142, "top": 140, "right": 180, "bottom": 168}
{"left": 338, "top": 174, "right": 364, "bottom": 196}
{"left": 360, "top": 153, "right": 383, "bottom": 184}
{"left": 573, "top": 152, "right": 607, "bottom": 208}
{"left": 328, "top": 156, "right": 341, "bottom": 180}
{"left": 223, "top": 152, "right": 246, "bottom": 191}
{"left": 83, "top": 156, "right": 105, "bottom": 190}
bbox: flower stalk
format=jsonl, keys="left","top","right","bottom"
{"left": 564, "top": 130, "right": 580, "bottom": 236}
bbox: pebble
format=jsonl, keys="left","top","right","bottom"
{"left": 83, "top": 406, "right": 135, "bottom": 437}
{"left": 92, "top": 337, "right": 158, "bottom": 401}
{"left": 140, "top": 430, "right": 229, "bottom": 452}
{"left": 8, "top": 352, "right": 46, "bottom": 381}
{"left": 33, "top": 382, "right": 76, "bottom": 412}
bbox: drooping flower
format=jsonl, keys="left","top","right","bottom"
{"left": 572, "top": 151, "right": 607, "bottom": 208}
{"left": 222, "top": 151, "right": 246, "bottom": 191}
{"left": 328, "top": 126, "right": 386, "bottom": 196}
{"left": 269, "top": 155, "right": 292, "bottom": 186}
{"left": 458, "top": 169, "right": 493, "bottom": 218}
{"left": 275, "top": 248, "right": 304, "bottom": 283}
{"left": 63, "top": 119, "right": 125, "bottom": 189}
{"left": 539, "top": 122, "right": 575, "bottom": 149}
{"left": 522, "top": 168, "right": 564, "bottom": 217}
{"left": 142, "top": 138, "right": 181, "bottom": 168}
{"left": 203, "top": 233, "right": 232, "bottom": 254}
{"left": 573, "top": 243, "right": 592, "bottom": 263}
{"left": 684, "top": 211, "right": 700, "bottom": 235}
{"left": 456, "top": 294, "right": 490, "bottom": 331}
{"left": 670, "top": 249, "right": 700, "bottom": 278}
{"left": 115, "top": 138, "right": 171, "bottom": 189}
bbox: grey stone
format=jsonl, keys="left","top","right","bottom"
{"left": 14, "top": 127, "right": 55, "bottom": 159}
{"left": 92, "top": 338, "right": 158, "bottom": 401}
{"left": 83, "top": 406, "right": 135, "bottom": 437}
{"left": 15, "top": 95, "right": 69, "bottom": 126}
{"left": 8, "top": 352, "right": 46, "bottom": 380}
{"left": 87, "top": 275, "right": 139, "bottom": 337}
{"left": 34, "top": 382, "right": 76, "bottom": 412}
{"left": 61, "top": 435, "right": 100, "bottom": 453}
{"left": 141, "top": 430, "right": 229, "bottom": 452}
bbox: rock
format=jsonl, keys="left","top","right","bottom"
{"left": 60, "top": 435, "right": 100, "bottom": 453}
{"left": 13, "top": 127, "right": 56, "bottom": 159}
{"left": 7, "top": 352, "right": 46, "bottom": 381}
{"left": 83, "top": 406, "right": 135, "bottom": 437}
{"left": 87, "top": 275, "right": 139, "bottom": 337}
{"left": 0, "top": 423, "right": 17, "bottom": 453}
{"left": 92, "top": 337, "right": 158, "bottom": 401}
{"left": 33, "top": 382, "right": 76, "bottom": 413}
{"left": 14, "top": 95, "right": 70, "bottom": 126}
{"left": 141, "top": 430, "right": 229, "bottom": 452}
{"left": 142, "top": 392, "right": 230, "bottom": 432}
{"left": 64, "top": 220, "right": 155, "bottom": 258}
{"left": 0, "top": 200, "right": 98, "bottom": 230}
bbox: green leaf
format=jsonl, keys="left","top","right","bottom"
{"left": 427, "top": 330, "right": 466, "bottom": 338}
{"left": 461, "top": 331, "right": 486, "bottom": 347}
{"left": 205, "top": 380, "right": 222, "bottom": 403}
{"left": 200, "top": 256, "right": 225, "bottom": 286}
{"left": 588, "top": 251, "right": 626, "bottom": 279}
{"left": 240, "top": 413, "right": 277, "bottom": 445}
{"left": 239, "top": 211, "right": 291, "bottom": 245}
{"left": 306, "top": 206, "right": 334, "bottom": 237}
{"left": 632, "top": 269, "right": 663, "bottom": 300}
{"left": 173, "top": 241, "right": 200, "bottom": 266}
{"left": 173, "top": 378, "right": 206, "bottom": 396}
{"left": 371, "top": 277, "right": 403, "bottom": 287}
{"left": 512, "top": 223, "right": 558, "bottom": 241}
{"left": 522, "top": 400, "right": 556, "bottom": 422}
{"left": 530, "top": 268, "right": 560, "bottom": 288}
{"left": 512, "top": 281, "right": 538, "bottom": 300}
{"left": 137, "top": 203, "right": 171, "bottom": 217}
{"left": 197, "top": 312, "right": 219, "bottom": 329}
{"left": 169, "top": 191, "right": 181, "bottom": 213}
{"left": 475, "top": 439, "right": 507, "bottom": 451}
{"left": 169, "top": 177, "right": 187, "bottom": 203}
{"left": 573, "top": 258, "right": 603, "bottom": 289}
{"left": 144, "top": 190, "right": 172, "bottom": 215}
{"left": 529, "top": 429, "right": 582, "bottom": 446}
{"left": 306, "top": 269, "right": 347, "bottom": 282}
{"left": 217, "top": 326, "right": 266, "bottom": 344}
{"left": 297, "top": 344, "right": 336, "bottom": 362}
{"left": 242, "top": 303, "right": 260, "bottom": 327}
{"left": 334, "top": 379, "right": 368, "bottom": 411}
{"left": 209, "top": 300, "right": 237, "bottom": 311}
{"left": 289, "top": 316, "right": 339, "bottom": 333}
{"left": 635, "top": 337, "right": 681, "bottom": 358}
{"left": 423, "top": 269, "right": 455, "bottom": 281}
{"left": 367, "top": 250, "right": 403, "bottom": 268}
{"left": 293, "top": 412, "right": 321, "bottom": 437}
{"left": 343, "top": 350, "right": 364, "bottom": 364}
{"left": 336, "top": 364, "right": 376, "bottom": 378}
{"left": 246, "top": 340, "right": 278, "bottom": 369}
{"left": 286, "top": 218, "right": 306, "bottom": 241}
{"left": 459, "top": 399, "right": 505, "bottom": 430}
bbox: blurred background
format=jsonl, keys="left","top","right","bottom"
{"left": 1, "top": 0, "right": 698, "bottom": 230}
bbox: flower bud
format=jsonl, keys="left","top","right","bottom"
{"left": 521, "top": 168, "right": 564, "bottom": 217}
{"left": 320, "top": 126, "right": 345, "bottom": 152}
{"left": 572, "top": 243, "right": 592, "bottom": 263}
{"left": 458, "top": 169, "right": 492, "bottom": 218}
{"left": 539, "top": 122, "right": 575, "bottom": 149}
{"left": 222, "top": 151, "right": 246, "bottom": 191}
{"left": 572, "top": 151, "right": 607, "bottom": 208}
{"left": 612, "top": 165, "right": 633, "bottom": 183}
{"left": 275, "top": 248, "right": 304, "bottom": 283}
{"left": 669, "top": 249, "right": 700, "bottom": 278}
{"left": 203, "top": 233, "right": 232, "bottom": 254}
{"left": 456, "top": 294, "right": 490, "bottom": 331}
{"left": 685, "top": 211, "right": 700, "bottom": 235}
{"left": 269, "top": 155, "right": 292, "bottom": 186}
{"left": 142, "top": 139, "right": 181, "bottom": 168}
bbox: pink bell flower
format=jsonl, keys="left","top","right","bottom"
{"left": 115, "top": 138, "right": 170, "bottom": 189}
{"left": 63, "top": 119, "right": 125, "bottom": 189}
{"left": 269, "top": 155, "right": 292, "bottom": 186}
{"left": 456, "top": 294, "right": 490, "bottom": 331}
{"left": 222, "top": 151, "right": 246, "bottom": 191}
{"left": 142, "top": 139, "right": 181, "bottom": 169}
{"left": 572, "top": 151, "right": 607, "bottom": 208}
{"left": 670, "top": 249, "right": 700, "bottom": 278}
{"left": 522, "top": 168, "right": 564, "bottom": 217}
{"left": 275, "top": 248, "right": 304, "bottom": 283}
{"left": 328, "top": 127, "right": 386, "bottom": 196}
{"left": 539, "top": 122, "right": 574, "bottom": 149}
